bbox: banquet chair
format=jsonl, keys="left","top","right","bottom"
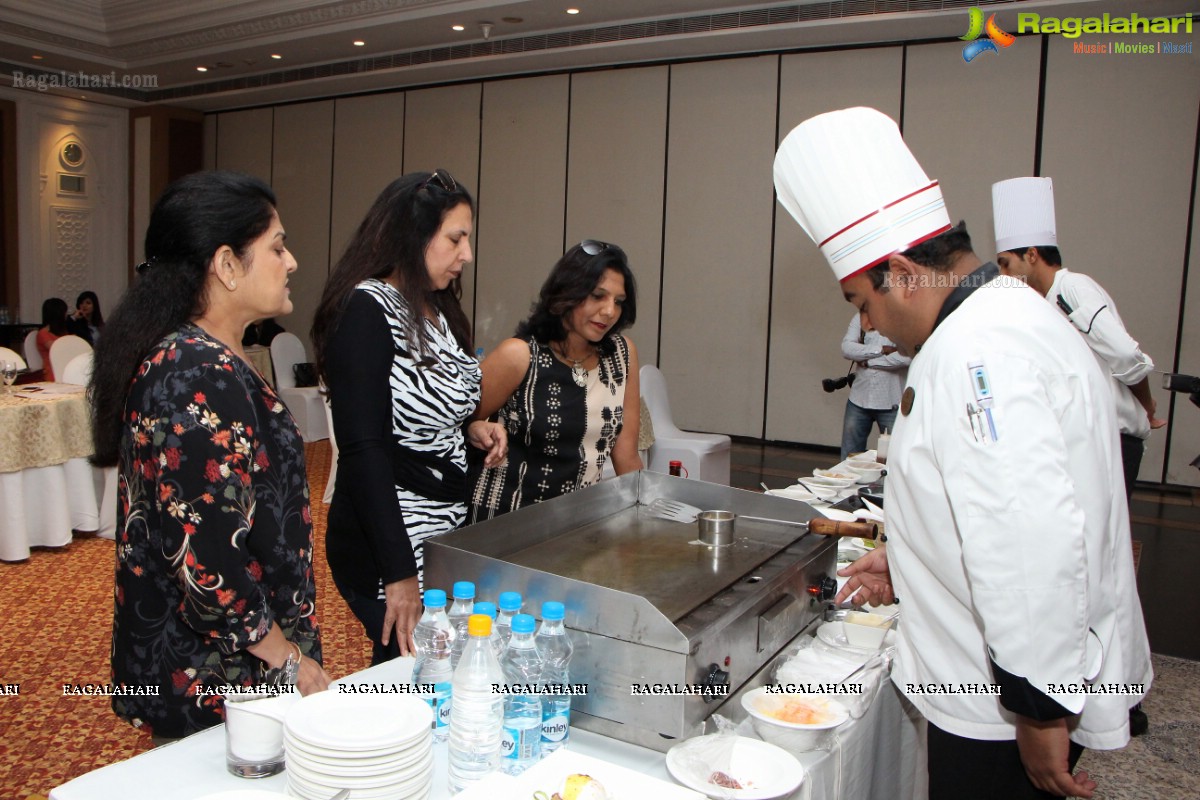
{"left": 0, "top": 346, "right": 26, "bottom": 370}
{"left": 322, "top": 394, "right": 338, "bottom": 504}
{"left": 639, "top": 364, "right": 731, "bottom": 485}
{"left": 59, "top": 350, "right": 118, "bottom": 540}
{"left": 61, "top": 351, "right": 93, "bottom": 386}
{"left": 271, "top": 332, "right": 329, "bottom": 442}
{"left": 49, "top": 334, "right": 91, "bottom": 383}
{"left": 22, "top": 329, "right": 42, "bottom": 373}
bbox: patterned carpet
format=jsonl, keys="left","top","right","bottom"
{"left": 0, "top": 442, "right": 1194, "bottom": 799}
{"left": 0, "top": 441, "right": 370, "bottom": 799}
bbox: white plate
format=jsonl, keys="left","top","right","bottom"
{"left": 765, "top": 487, "right": 817, "bottom": 503}
{"left": 666, "top": 735, "right": 805, "bottom": 799}
{"left": 284, "top": 691, "right": 431, "bottom": 751}
{"left": 287, "top": 747, "right": 433, "bottom": 787}
{"left": 194, "top": 792, "right": 290, "bottom": 800}
{"left": 809, "top": 471, "right": 857, "bottom": 489}
{"left": 817, "top": 621, "right": 897, "bottom": 653}
{"left": 514, "top": 748, "right": 705, "bottom": 799}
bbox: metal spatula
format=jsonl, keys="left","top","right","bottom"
{"left": 644, "top": 497, "right": 703, "bottom": 523}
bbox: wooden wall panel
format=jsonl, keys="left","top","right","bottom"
{"left": 660, "top": 56, "right": 778, "bottom": 437}
{"left": 566, "top": 66, "right": 669, "bottom": 369}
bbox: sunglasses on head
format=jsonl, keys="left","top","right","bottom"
{"left": 580, "top": 240, "right": 611, "bottom": 256}
{"left": 417, "top": 168, "right": 457, "bottom": 193}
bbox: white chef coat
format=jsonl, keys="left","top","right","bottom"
{"left": 1047, "top": 268, "right": 1153, "bottom": 440}
{"left": 887, "top": 271, "right": 1152, "bottom": 750}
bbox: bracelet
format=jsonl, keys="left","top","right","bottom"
{"left": 265, "top": 642, "right": 302, "bottom": 687}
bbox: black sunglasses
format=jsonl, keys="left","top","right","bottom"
{"left": 417, "top": 168, "right": 457, "bottom": 193}
{"left": 580, "top": 239, "right": 611, "bottom": 256}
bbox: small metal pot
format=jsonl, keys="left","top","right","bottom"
{"left": 697, "top": 510, "right": 735, "bottom": 546}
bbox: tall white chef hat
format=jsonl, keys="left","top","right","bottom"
{"left": 991, "top": 177, "right": 1057, "bottom": 252}
{"left": 773, "top": 107, "right": 951, "bottom": 282}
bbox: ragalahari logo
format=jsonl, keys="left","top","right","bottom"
{"left": 960, "top": 7, "right": 1016, "bottom": 62}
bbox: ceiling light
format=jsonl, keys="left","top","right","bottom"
{"left": 502, "top": 17, "right": 523, "bottom": 23}
{"left": 567, "top": 8, "right": 580, "bottom": 14}
{"left": 32, "top": 54, "right": 44, "bottom": 60}
{"left": 270, "top": 53, "right": 282, "bottom": 59}
{"left": 452, "top": 24, "right": 465, "bottom": 31}
{"left": 353, "top": 40, "right": 365, "bottom": 46}
{"left": 196, "top": 66, "right": 208, "bottom": 72}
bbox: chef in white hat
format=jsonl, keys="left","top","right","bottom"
{"left": 992, "top": 176, "right": 1164, "bottom": 506}
{"left": 775, "top": 108, "right": 1151, "bottom": 800}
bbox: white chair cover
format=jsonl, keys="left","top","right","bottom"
{"left": 61, "top": 351, "right": 93, "bottom": 386}
{"left": 270, "top": 332, "right": 328, "bottom": 442}
{"left": 322, "top": 394, "right": 338, "bottom": 504}
{"left": 639, "top": 364, "right": 731, "bottom": 485}
{"left": 49, "top": 335, "right": 91, "bottom": 383}
{"left": 0, "top": 346, "right": 26, "bottom": 370}
{"left": 23, "top": 329, "right": 43, "bottom": 372}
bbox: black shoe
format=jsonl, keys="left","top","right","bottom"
{"left": 1129, "top": 703, "right": 1149, "bottom": 737}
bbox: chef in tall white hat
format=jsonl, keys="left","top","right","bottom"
{"left": 992, "top": 176, "right": 1163, "bottom": 508}
{"left": 775, "top": 108, "right": 1151, "bottom": 800}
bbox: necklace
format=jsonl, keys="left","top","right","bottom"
{"left": 554, "top": 342, "right": 591, "bottom": 387}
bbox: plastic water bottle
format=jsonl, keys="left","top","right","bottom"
{"left": 411, "top": 588, "right": 455, "bottom": 743}
{"left": 495, "top": 591, "right": 522, "bottom": 649}
{"left": 473, "top": 601, "right": 503, "bottom": 659}
{"left": 447, "top": 614, "right": 505, "bottom": 793}
{"left": 448, "top": 581, "right": 475, "bottom": 668}
{"left": 535, "top": 601, "right": 574, "bottom": 755}
{"left": 499, "top": 614, "right": 543, "bottom": 775}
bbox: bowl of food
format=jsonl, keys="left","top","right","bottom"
{"left": 805, "top": 473, "right": 858, "bottom": 491}
{"left": 844, "top": 460, "right": 885, "bottom": 483}
{"left": 841, "top": 610, "right": 897, "bottom": 649}
{"left": 740, "top": 689, "right": 849, "bottom": 751}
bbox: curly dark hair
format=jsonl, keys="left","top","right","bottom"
{"left": 311, "top": 170, "right": 475, "bottom": 379}
{"left": 514, "top": 241, "right": 637, "bottom": 355}
{"left": 865, "top": 221, "right": 973, "bottom": 292}
{"left": 89, "top": 171, "right": 278, "bottom": 467}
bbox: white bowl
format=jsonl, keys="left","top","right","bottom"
{"left": 740, "top": 689, "right": 849, "bottom": 752}
{"left": 844, "top": 461, "right": 885, "bottom": 483}
{"left": 805, "top": 474, "right": 857, "bottom": 490}
{"left": 841, "top": 611, "right": 895, "bottom": 648}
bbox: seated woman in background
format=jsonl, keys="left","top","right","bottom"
{"left": 67, "top": 290, "right": 105, "bottom": 345}
{"left": 311, "top": 170, "right": 506, "bottom": 664}
{"left": 242, "top": 316, "right": 285, "bottom": 347}
{"left": 36, "top": 297, "right": 69, "bottom": 381}
{"left": 90, "top": 171, "right": 330, "bottom": 742}
{"left": 467, "top": 240, "right": 641, "bottom": 522}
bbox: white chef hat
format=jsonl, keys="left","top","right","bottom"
{"left": 773, "top": 107, "right": 951, "bottom": 282}
{"left": 991, "top": 177, "right": 1057, "bottom": 252}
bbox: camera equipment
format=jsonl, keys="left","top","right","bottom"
{"left": 822, "top": 371, "right": 856, "bottom": 393}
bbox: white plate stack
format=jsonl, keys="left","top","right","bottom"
{"left": 283, "top": 691, "right": 434, "bottom": 799}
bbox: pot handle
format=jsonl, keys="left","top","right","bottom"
{"left": 808, "top": 518, "right": 881, "bottom": 540}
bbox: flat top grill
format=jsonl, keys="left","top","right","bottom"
{"left": 502, "top": 507, "right": 803, "bottom": 622}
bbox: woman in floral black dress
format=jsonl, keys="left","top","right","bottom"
{"left": 90, "top": 171, "right": 331, "bottom": 740}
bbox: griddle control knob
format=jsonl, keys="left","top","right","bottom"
{"left": 812, "top": 577, "right": 837, "bottom": 602}
{"left": 700, "top": 663, "right": 729, "bottom": 704}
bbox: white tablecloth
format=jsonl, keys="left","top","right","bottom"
{"left": 50, "top": 654, "right": 924, "bottom": 800}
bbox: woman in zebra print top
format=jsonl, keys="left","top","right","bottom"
{"left": 312, "top": 170, "right": 506, "bottom": 665}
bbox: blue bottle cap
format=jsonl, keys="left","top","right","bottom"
{"left": 498, "top": 591, "right": 522, "bottom": 612}
{"left": 473, "top": 601, "right": 497, "bottom": 619}
{"left": 452, "top": 581, "right": 476, "bottom": 599}
{"left": 541, "top": 601, "right": 565, "bottom": 621}
{"left": 422, "top": 588, "right": 446, "bottom": 607}
{"left": 511, "top": 614, "right": 536, "bottom": 634}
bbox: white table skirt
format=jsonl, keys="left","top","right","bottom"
{"left": 0, "top": 456, "right": 115, "bottom": 561}
{"left": 50, "top": 656, "right": 924, "bottom": 800}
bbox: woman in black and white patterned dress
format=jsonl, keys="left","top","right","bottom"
{"left": 312, "top": 170, "right": 506, "bottom": 664}
{"left": 468, "top": 241, "right": 643, "bottom": 522}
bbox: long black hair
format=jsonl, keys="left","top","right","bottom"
{"left": 312, "top": 170, "right": 475, "bottom": 381}
{"left": 89, "top": 171, "right": 278, "bottom": 467}
{"left": 41, "top": 297, "right": 69, "bottom": 335}
{"left": 515, "top": 241, "right": 637, "bottom": 355}
{"left": 75, "top": 290, "right": 104, "bottom": 326}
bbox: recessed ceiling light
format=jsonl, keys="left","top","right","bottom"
{"left": 502, "top": 17, "right": 523, "bottom": 23}
{"left": 353, "top": 40, "right": 365, "bottom": 46}
{"left": 31, "top": 54, "right": 44, "bottom": 60}
{"left": 196, "top": 66, "right": 208, "bottom": 72}
{"left": 270, "top": 53, "right": 282, "bottom": 59}
{"left": 567, "top": 8, "right": 580, "bottom": 14}
{"left": 452, "top": 24, "right": 465, "bottom": 31}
